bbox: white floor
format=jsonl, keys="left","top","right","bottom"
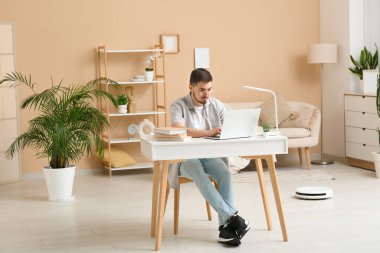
{"left": 1, "top": 162, "right": 380, "bottom": 253}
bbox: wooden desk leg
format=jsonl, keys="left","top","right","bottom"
{"left": 151, "top": 161, "right": 160, "bottom": 238}
{"left": 255, "top": 158, "right": 273, "bottom": 231}
{"left": 155, "top": 160, "right": 169, "bottom": 251}
{"left": 265, "top": 155, "right": 288, "bottom": 242}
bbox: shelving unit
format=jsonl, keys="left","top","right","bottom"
{"left": 96, "top": 45, "right": 167, "bottom": 176}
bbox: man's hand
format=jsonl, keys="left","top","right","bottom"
{"left": 207, "top": 127, "right": 221, "bottom": 137}
{"left": 172, "top": 123, "right": 221, "bottom": 138}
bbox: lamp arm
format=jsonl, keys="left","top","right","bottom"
{"left": 242, "top": 85, "right": 279, "bottom": 133}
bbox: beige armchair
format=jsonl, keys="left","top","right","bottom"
{"left": 226, "top": 101, "right": 321, "bottom": 169}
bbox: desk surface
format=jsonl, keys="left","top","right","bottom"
{"left": 140, "top": 136, "right": 288, "bottom": 161}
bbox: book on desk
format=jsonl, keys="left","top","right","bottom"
{"left": 152, "top": 132, "right": 192, "bottom": 142}
{"left": 153, "top": 127, "right": 187, "bottom": 135}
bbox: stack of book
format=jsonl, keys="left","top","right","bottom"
{"left": 153, "top": 127, "right": 192, "bottom": 142}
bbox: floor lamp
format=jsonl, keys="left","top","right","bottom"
{"left": 308, "top": 43, "right": 337, "bottom": 165}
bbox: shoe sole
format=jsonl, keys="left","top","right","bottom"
{"left": 218, "top": 237, "right": 241, "bottom": 246}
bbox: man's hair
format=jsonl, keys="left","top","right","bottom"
{"left": 190, "top": 68, "right": 213, "bottom": 86}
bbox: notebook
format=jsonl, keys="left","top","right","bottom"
{"left": 204, "top": 108, "right": 261, "bottom": 140}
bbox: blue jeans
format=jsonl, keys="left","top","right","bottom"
{"left": 179, "top": 158, "right": 237, "bottom": 226}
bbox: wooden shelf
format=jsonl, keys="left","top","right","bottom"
{"left": 117, "top": 80, "right": 165, "bottom": 85}
{"left": 105, "top": 111, "right": 165, "bottom": 117}
{"left": 103, "top": 138, "right": 141, "bottom": 144}
{"left": 104, "top": 161, "right": 153, "bottom": 171}
{"left": 105, "top": 49, "right": 163, "bottom": 53}
{"left": 96, "top": 44, "right": 167, "bottom": 175}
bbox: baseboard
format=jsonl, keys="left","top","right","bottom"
{"left": 22, "top": 167, "right": 103, "bottom": 180}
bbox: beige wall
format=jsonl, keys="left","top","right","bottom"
{"left": 321, "top": 0, "right": 350, "bottom": 158}
{"left": 0, "top": 0, "right": 320, "bottom": 173}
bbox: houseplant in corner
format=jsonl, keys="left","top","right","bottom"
{"left": 0, "top": 72, "right": 118, "bottom": 200}
{"left": 372, "top": 71, "right": 380, "bottom": 179}
{"left": 117, "top": 94, "right": 129, "bottom": 113}
{"left": 349, "top": 45, "right": 378, "bottom": 93}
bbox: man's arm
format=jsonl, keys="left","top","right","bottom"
{"left": 171, "top": 122, "right": 221, "bottom": 138}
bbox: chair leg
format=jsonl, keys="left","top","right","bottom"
{"left": 298, "top": 148, "right": 303, "bottom": 166}
{"left": 305, "top": 147, "right": 311, "bottom": 170}
{"left": 205, "top": 201, "right": 212, "bottom": 221}
{"left": 174, "top": 187, "right": 180, "bottom": 234}
{"left": 164, "top": 182, "right": 170, "bottom": 214}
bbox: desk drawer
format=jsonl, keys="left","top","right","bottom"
{"left": 345, "top": 111, "right": 379, "bottom": 129}
{"left": 346, "top": 142, "right": 379, "bottom": 161}
{"left": 345, "top": 95, "right": 376, "bottom": 113}
{"left": 345, "top": 127, "right": 378, "bottom": 146}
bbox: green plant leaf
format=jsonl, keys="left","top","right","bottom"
{"left": 0, "top": 72, "right": 117, "bottom": 168}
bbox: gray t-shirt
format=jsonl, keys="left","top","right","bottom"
{"left": 170, "top": 92, "right": 226, "bottom": 130}
{"left": 167, "top": 92, "right": 227, "bottom": 188}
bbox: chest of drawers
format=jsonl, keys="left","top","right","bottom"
{"left": 344, "top": 93, "right": 380, "bottom": 170}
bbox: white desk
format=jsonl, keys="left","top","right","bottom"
{"left": 141, "top": 136, "right": 288, "bottom": 251}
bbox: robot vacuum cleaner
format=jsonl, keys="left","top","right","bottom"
{"left": 295, "top": 186, "right": 333, "bottom": 200}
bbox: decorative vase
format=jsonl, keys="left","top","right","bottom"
{"left": 118, "top": 104, "right": 128, "bottom": 114}
{"left": 372, "top": 151, "right": 380, "bottom": 179}
{"left": 145, "top": 70, "right": 154, "bottom": 82}
{"left": 43, "top": 166, "right": 76, "bottom": 201}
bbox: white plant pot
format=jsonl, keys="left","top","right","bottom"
{"left": 372, "top": 151, "right": 380, "bottom": 179}
{"left": 43, "top": 166, "right": 76, "bottom": 201}
{"left": 118, "top": 104, "right": 128, "bottom": 114}
{"left": 145, "top": 70, "right": 154, "bottom": 82}
{"left": 263, "top": 132, "right": 269, "bottom": 138}
{"left": 363, "top": 69, "right": 378, "bottom": 94}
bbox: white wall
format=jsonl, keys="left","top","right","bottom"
{"left": 364, "top": 0, "right": 380, "bottom": 51}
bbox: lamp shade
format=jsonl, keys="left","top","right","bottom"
{"left": 308, "top": 43, "right": 337, "bottom": 64}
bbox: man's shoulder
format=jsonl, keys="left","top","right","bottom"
{"left": 208, "top": 97, "right": 225, "bottom": 108}
{"left": 171, "top": 95, "right": 188, "bottom": 107}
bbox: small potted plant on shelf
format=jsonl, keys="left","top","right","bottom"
{"left": 145, "top": 54, "right": 156, "bottom": 82}
{"left": 117, "top": 94, "right": 129, "bottom": 113}
{"left": 261, "top": 122, "right": 271, "bottom": 138}
{"left": 372, "top": 70, "right": 380, "bottom": 179}
{"left": 0, "top": 72, "right": 118, "bottom": 201}
{"left": 349, "top": 45, "right": 378, "bottom": 92}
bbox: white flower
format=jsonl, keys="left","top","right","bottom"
{"left": 145, "top": 54, "right": 160, "bottom": 71}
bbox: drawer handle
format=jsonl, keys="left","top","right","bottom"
{"left": 362, "top": 112, "right": 366, "bottom": 115}
{"left": 363, "top": 144, "right": 366, "bottom": 147}
{"left": 362, "top": 128, "right": 366, "bottom": 131}
{"left": 362, "top": 96, "right": 365, "bottom": 98}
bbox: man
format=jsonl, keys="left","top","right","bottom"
{"left": 168, "top": 68, "right": 251, "bottom": 246}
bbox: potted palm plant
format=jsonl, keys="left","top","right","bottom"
{"left": 372, "top": 71, "right": 380, "bottom": 179}
{"left": 0, "top": 72, "right": 118, "bottom": 200}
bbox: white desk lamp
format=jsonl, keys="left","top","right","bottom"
{"left": 242, "top": 86, "right": 280, "bottom": 136}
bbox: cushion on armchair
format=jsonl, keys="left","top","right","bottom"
{"left": 279, "top": 107, "right": 316, "bottom": 129}
{"left": 259, "top": 95, "right": 293, "bottom": 127}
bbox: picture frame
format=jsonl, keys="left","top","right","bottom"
{"left": 160, "top": 34, "right": 179, "bottom": 54}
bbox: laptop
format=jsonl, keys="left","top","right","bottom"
{"left": 204, "top": 108, "right": 261, "bottom": 140}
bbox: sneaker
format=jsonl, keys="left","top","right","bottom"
{"left": 229, "top": 213, "right": 251, "bottom": 239}
{"left": 218, "top": 223, "right": 241, "bottom": 246}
